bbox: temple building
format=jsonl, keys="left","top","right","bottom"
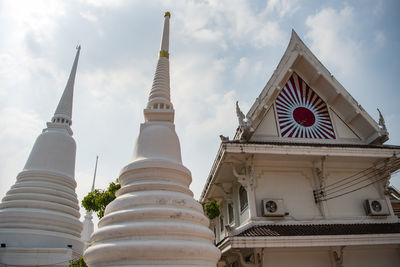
{"left": 201, "top": 31, "right": 400, "bottom": 267}
{"left": 0, "top": 47, "right": 83, "bottom": 265}
{"left": 83, "top": 13, "right": 220, "bottom": 266}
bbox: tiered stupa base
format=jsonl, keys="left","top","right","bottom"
{"left": 0, "top": 248, "right": 80, "bottom": 266}
{"left": 84, "top": 159, "right": 220, "bottom": 266}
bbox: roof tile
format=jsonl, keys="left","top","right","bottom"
{"left": 237, "top": 223, "right": 400, "bottom": 237}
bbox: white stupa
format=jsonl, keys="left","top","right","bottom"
{"left": 84, "top": 12, "right": 221, "bottom": 266}
{"left": 0, "top": 46, "right": 83, "bottom": 265}
{"left": 81, "top": 156, "right": 98, "bottom": 250}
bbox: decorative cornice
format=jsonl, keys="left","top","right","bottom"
{"left": 226, "top": 233, "right": 400, "bottom": 248}
{"left": 224, "top": 142, "right": 400, "bottom": 158}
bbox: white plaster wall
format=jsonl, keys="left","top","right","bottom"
{"left": 344, "top": 245, "right": 400, "bottom": 267}
{"left": 324, "top": 170, "right": 383, "bottom": 218}
{"left": 330, "top": 110, "right": 361, "bottom": 141}
{"left": 260, "top": 245, "right": 400, "bottom": 267}
{"left": 262, "top": 247, "right": 332, "bottom": 267}
{"left": 250, "top": 106, "right": 279, "bottom": 142}
{"left": 251, "top": 161, "right": 389, "bottom": 220}
{"left": 255, "top": 169, "right": 320, "bottom": 219}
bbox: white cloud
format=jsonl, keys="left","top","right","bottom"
{"left": 1, "top": 0, "right": 66, "bottom": 46}
{"left": 0, "top": 53, "right": 29, "bottom": 97}
{"left": 80, "top": 64, "right": 150, "bottom": 105}
{"left": 253, "top": 20, "right": 285, "bottom": 47}
{"left": 373, "top": 0, "right": 384, "bottom": 17}
{"left": 305, "top": 6, "right": 362, "bottom": 76}
{"left": 235, "top": 57, "right": 249, "bottom": 79}
{"left": 80, "top": 11, "right": 98, "bottom": 23}
{"left": 79, "top": 0, "right": 125, "bottom": 8}
{"left": 375, "top": 31, "right": 386, "bottom": 46}
{"left": 267, "top": 0, "right": 299, "bottom": 17}
{"left": 172, "top": 0, "right": 285, "bottom": 48}
{"left": 192, "top": 29, "right": 225, "bottom": 45}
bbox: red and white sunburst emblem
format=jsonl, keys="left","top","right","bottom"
{"left": 275, "top": 73, "right": 336, "bottom": 139}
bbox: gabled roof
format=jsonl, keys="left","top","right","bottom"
{"left": 235, "top": 30, "right": 387, "bottom": 145}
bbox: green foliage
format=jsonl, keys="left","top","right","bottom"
{"left": 69, "top": 256, "right": 87, "bottom": 267}
{"left": 200, "top": 199, "right": 221, "bottom": 220}
{"left": 82, "top": 179, "right": 121, "bottom": 219}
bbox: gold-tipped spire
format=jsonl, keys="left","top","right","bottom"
{"left": 144, "top": 12, "right": 174, "bottom": 122}
{"left": 159, "top": 11, "right": 170, "bottom": 58}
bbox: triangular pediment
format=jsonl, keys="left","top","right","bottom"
{"left": 243, "top": 30, "right": 387, "bottom": 145}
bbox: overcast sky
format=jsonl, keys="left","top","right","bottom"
{"left": 1, "top": 0, "right": 399, "bottom": 225}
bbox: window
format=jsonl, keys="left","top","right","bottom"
{"left": 239, "top": 186, "right": 248, "bottom": 212}
{"left": 228, "top": 203, "right": 234, "bottom": 224}
{"left": 220, "top": 216, "right": 224, "bottom": 232}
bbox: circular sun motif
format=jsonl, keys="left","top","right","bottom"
{"left": 275, "top": 73, "right": 335, "bottom": 139}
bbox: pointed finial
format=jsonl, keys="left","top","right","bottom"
{"left": 52, "top": 46, "right": 81, "bottom": 127}
{"left": 236, "top": 101, "right": 245, "bottom": 127}
{"left": 377, "top": 108, "right": 387, "bottom": 132}
{"left": 159, "top": 11, "right": 170, "bottom": 58}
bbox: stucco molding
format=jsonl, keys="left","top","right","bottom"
{"left": 225, "top": 143, "right": 400, "bottom": 159}
{"left": 224, "top": 233, "right": 400, "bottom": 249}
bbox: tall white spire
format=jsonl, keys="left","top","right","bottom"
{"left": 52, "top": 45, "right": 81, "bottom": 126}
{"left": 160, "top": 12, "right": 170, "bottom": 52}
{"left": 91, "top": 155, "right": 98, "bottom": 192}
{"left": 0, "top": 47, "right": 83, "bottom": 265}
{"left": 144, "top": 12, "right": 174, "bottom": 123}
{"left": 84, "top": 13, "right": 220, "bottom": 266}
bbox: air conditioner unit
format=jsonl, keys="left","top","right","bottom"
{"left": 365, "top": 199, "right": 389, "bottom": 216}
{"left": 262, "top": 199, "right": 285, "bottom": 217}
